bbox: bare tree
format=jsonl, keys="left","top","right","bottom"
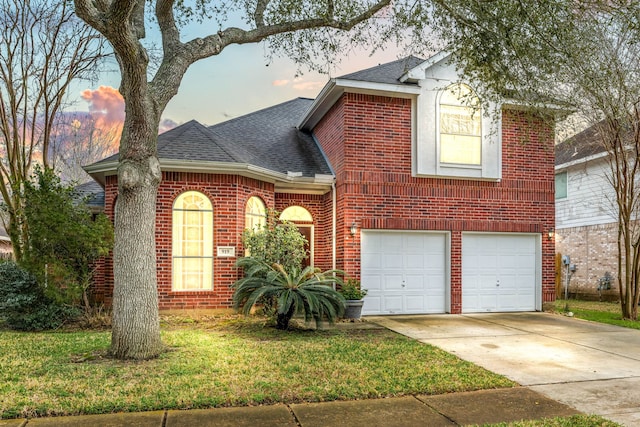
{"left": 72, "top": 0, "right": 432, "bottom": 359}
{"left": 51, "top": 115, "right": 120, "bottom": 183}
{"left": 0, "top": 0, "right": 106, "bottom": 261}
{"left": 428, "top": 0, "right": 640, "bottom": 319}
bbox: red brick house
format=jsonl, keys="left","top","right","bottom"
{"left": 86, "top": 52, "right": 556, "bottom": 314}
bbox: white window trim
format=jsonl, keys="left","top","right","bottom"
{"left": 413, "top": 77, "right": 502, "bottom": 181}
{"left": 172, "top": 191, "right": 214, "bottom": 292}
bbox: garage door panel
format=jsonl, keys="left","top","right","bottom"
{"left": 463, "top": 233, "right": 538, "bottom": 313}
{"left": 362, "top": 231, "right": 447, "bottom": 315}
{"left": 384, "top": 254, "right": 404, "bottom": 269}
{"left": 383, "top": 296, "right": 403, "bottom": 313}
{"left": 382, "top": 274, "right": 403, "bottom": 290}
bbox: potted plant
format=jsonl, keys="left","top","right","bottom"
{"left": 339, "top": 278, "right": 368, "bottom": 320}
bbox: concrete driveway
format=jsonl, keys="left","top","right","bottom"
{"left": 368, "top": 312, "right": 640, "bottom": 427}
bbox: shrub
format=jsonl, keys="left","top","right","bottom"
{"left": 19, "top": 166, "right": 113, "bottom": 309}
{"left": 339, "top": 278, "right": 368, "bottom": 300}
{"left": 0, "top": 261, "right": 77, "bottom": 330}
{"left": 241, "top": 210, "right": 307, "bottom": 273}
{"left": 233, "top": 257, "right": 345, "bottom": 330}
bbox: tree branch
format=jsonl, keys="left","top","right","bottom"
{"left": 150, "top": 0, "right": 390, "bottom": 108}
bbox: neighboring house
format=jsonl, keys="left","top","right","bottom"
{"left": 85, "top": 52, "right": 556, "bottom": 314}
{"left": 555, "top": 126, "right": 621, "bottom": 299}
{"left": 0, "top": 224, "right": 11, "bottom": 257}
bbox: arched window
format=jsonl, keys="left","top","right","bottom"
{"left": 439, "top": 83, "right": 482, "bottom": 165}
{"left": 280, "top": 206, "right": 314, "bottom": 267}
{"left": 245, "top": 196, "right": 266, "bottom": 231}
{"left": 172, "top": 191, "right": 213, "bottom": 291}
{"left": 280, "top": 206, "right": 313, "bottom": 222}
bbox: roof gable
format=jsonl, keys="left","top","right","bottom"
{"left": 338, "top": 56, "right": 425, "bottom": 85}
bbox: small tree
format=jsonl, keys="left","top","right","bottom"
{"left": 19, "top": 166, "right": 113, "bottom": 309}
{"left": 241, "top": 211, "right": 308, "bottom": 273}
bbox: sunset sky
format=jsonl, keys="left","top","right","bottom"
{"left": 72, "top": 41, "right": 408, "bottom": 133}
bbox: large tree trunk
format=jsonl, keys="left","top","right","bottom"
{"left": 110, "top": 114, "right": 164, "bottom": 359}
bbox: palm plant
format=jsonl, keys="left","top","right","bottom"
{"left": 233, "top": 257, "right": 345, "bottom": 330}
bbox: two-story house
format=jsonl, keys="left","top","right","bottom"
{"left": 86, "top": 52, "right": 556, "bottom": 314}
{"left": 555, "top": 125, "right": 620, "bottom": 299}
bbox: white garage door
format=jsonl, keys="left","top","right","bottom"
{"left": 361, "top": 231, "right": 447, "bottom": 315}
{"left": 462, "top": 233, "right": 539, "bottom": 313}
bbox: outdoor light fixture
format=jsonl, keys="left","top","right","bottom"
{"left": 548, "top": 228, "right": 555, "bottom": 241}
{"left": 350, "top": 221, "right": 357, "bottom": 236}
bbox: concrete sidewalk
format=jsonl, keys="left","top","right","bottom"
{"left": 370, "top": 312, "right": 640, "bottom": 427}
{"left": 0, "top": 387, "right": 578, "bottom": 427}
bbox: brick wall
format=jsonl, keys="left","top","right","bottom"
{"left": 314, "top": 93, "right": 556, "bottom": 313}
{"left": 94, "top": 172, "right": 318, "bottom": 310}
{"left": 555, "top": 222, "right": 621, "bottom": 300}
{"left": 93, "top": 92, "right": 556, "bottom": 313}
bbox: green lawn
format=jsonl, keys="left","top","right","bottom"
{"left": 553, "top": 299, "right": 640, "bottom": 330}
{"left": 0, "top": 316, "right": 515, "bottom": 419}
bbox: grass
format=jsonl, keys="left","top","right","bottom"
{"left": 553, "top": 299, "right": 640, "bottom": 330}
{"left": 0, "top": 315, "right": 515, "bottom": 419}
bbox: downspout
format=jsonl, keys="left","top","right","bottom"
{"left": 332, "top": 180, "right": 337, "bottom": 289}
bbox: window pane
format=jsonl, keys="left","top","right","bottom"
{"left": 172, "top": 191, "right": 213, "bottom": 291}
{"left": 173, "top": 257, "right": 213, "bottom": 290}
{"left": 441, "top": 105, "right": 481, "bottom": 136}
{"left": 440, "top": 134, "right": 482, "bottom": 165}
{"left": 245, "top": 196, "right": 266, "bottom": 231}
{"left": 280, "top": 206, "right": 313, "bottom": 222}
{"left": 439, "top": 84, "right": 482, "bottom": 166}
{"left": 555, "top": 172, "right": 568, "bottom": 199}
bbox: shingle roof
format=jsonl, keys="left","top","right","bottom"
{"left": 207, "top": 98, "right": 331, "bottom": 177}
{"left": 555, "top": 123, "right": 607, "bottom": 166}
{"left": 75, "top": 180, "right": 105, "bottom": 209}
{"left": 338, "top": 56, "right": 424, "bottom": 85}
{"left": 88, "top": 98, "right": 331, "bottom": 178}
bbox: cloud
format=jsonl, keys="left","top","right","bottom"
{"left": 292, "top": 79, "right": 324, "bottom": 92}
{"left": 80, "top": 86, "right": 125, "bottom": 126}
{"left": 272, "top": 79, "right": 290, "bottom": 87}
{"left": 159, "top": 118, "right": 179, "bottom": 134}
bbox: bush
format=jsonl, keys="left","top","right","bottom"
{"left": 19, "top": 166, "right": 113, "bottom": 309}
{"left": 339, "top": 278, "right": 368, "bottom": 300}
{"left": 0, "top": 261, "right": 77, "bottom": 330}
{"left": 233, "top": 257, "right": 345, "bottom": 330}
{"left": 241, "top": 210, "right": 307, "bottom": 273}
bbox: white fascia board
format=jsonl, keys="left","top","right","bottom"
{"left": 85, "top": 158, "right": 334, "bottom": 193}
{"left": 298, "top": 80, "right": 341, "bottom": 131}
{"left": 400, "top": 51, "right": 451, "bottom": 83}
{"left": 299, "top": 79, "right": 420, "bottom": 131}
{"left": 555, "top": 151, "right": 609, "bottom": 171}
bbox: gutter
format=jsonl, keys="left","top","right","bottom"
{"left": 555, "top": 151, "right": 609, "bottom": 171}
{"left": 84, "top": 159, "right": 334, "bottom": 194}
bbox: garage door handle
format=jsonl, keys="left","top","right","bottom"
{"left": 496, "top": 280, "right": 500, "bottom": 287}
{"left": 401, "top": 281, "right": 406, "bottom": 288}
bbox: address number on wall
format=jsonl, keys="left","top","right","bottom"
{"left": 217, "top": 246, "right": 236, "bottom": 257}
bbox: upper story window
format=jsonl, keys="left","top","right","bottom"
{"left": 245, "top": 196, "right": 266, "bottom": 231}
{"left": 172, "top": 191, "right": 213, "bottom": 291}
{"left": 439, "top": 84, "right": 482, "bottom": 166}
{"left": 555, "top": 172, "right": 568, "bottom": 200}
{"left": 413, "top": 76, "right": 501, "bottom": 181}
